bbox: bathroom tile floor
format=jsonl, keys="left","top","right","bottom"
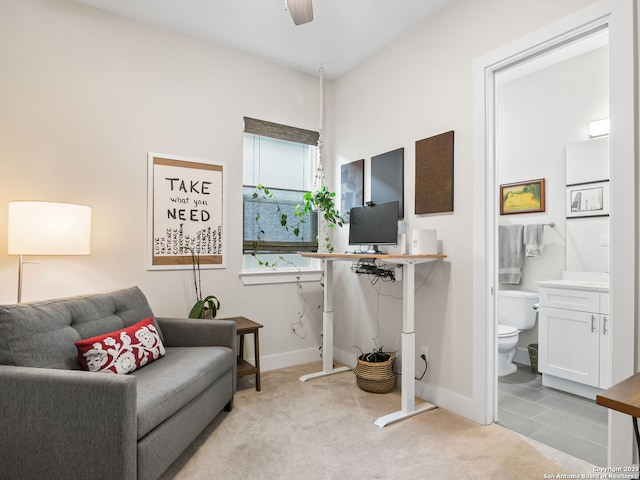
{"left": 498, "top": 362, "right": 608, "bottom": 467}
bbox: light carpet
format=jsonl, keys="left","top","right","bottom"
{"left": 160, "top": 362, "right": 595, "bottom": 480}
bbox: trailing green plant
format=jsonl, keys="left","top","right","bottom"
{"left": 248, "top": 184, "right": 295, "bottom": 268}
{"left": 298, "top": 185, "right": 345, "bottom": 252}
{"left": 187, "top": 248, "right": 221, "bottom": 319}
{"left": 250, "top": 184, "right": 346, "bottom": 266}
{"left": 248, "top": 185, "right": 344, "bottom": 355}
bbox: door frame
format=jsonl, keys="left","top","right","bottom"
{"left": 472, "top": 0, "right": 636, "bottom": 466}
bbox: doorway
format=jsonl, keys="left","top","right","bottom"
{"left": 472, "top": 0, "right": 636, "bottom": 468}
{"left": 494, "top": 30, "right": 609, "bottom": 466}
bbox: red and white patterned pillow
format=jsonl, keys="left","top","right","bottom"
{"left": 75, "top": 317, "right": 166, "bottom": 374}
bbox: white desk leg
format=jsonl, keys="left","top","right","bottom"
{"left": 300, "top": 259, "right": 350, "bottom": 382}
{"left": 375, "top": 261, "right": 436, "bottom": 427}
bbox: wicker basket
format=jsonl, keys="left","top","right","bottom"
{"left": 354, "top": 353, "right": 396, "bottom": 393}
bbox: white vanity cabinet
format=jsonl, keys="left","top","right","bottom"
{"left": 538, "top": 284, "right": 610, "bottom": 399}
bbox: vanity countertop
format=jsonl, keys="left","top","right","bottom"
{"left": 537, "top": 279, "right": 609, "bottom": 293}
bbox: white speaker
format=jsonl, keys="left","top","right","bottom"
{"left": 387, "top": 233, "right": 406, "bottom": 255}
{"left": 411, "top": 229, "right": 437, "bottom": 255}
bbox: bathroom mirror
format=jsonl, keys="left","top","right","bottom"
{"left": 565, "top": 136, "right": 610, "bottom": 273}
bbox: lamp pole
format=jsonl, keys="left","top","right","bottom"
{"left": 17, "top": 254, "right": 23, "bottom": 303}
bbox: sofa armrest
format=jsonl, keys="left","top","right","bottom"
{"left": 156, "top": 317, "right": 236, "bottom": 351}
{"left": 157, "top": 317, "right": 238, "bottom": 395}
{"left": 0, "top": 365, "right": 137, "bottom": 480}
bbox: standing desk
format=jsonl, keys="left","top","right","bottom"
{"left": 298, "top": 252, "right": 447, "bottom": 427}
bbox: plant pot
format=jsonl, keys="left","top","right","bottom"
{"left": 354, "top": 352, "right": 396, "bottom": 393}
{"left": 201, "top": 308, "right": 214, "bottom": 319}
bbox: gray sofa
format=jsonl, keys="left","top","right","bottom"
{"left": 0, "top": 286, "right": 236, "bottom": 480}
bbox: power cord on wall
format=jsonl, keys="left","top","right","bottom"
{"left": 416, "top": 353, "right": 428, "bottom": 380}
{"left": 393, "top": 353, "right": 428, "bottom": 380}
{"left": 289, "top": 275, "right": 308, "bottom": 339}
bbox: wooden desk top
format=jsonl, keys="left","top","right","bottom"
{"left": 596, "top": 373, "right": 640, "bottom": 418}
{"left": 299, "top": 252, "right": 447, "bottom": 261}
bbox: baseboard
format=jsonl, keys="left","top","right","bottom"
{"left": 334, "top": 347, "right": 357, "bottom": 368}
{"left": 403, "top": 348, "right": 538, "bottom": 424}
{"left": 260, "top": 347, "right": 322, "bottom": 372}
{"left": 260, "top": 346, "right": 356, "bottom": 372}
{"left": 416, "top": 379, "right": 480, "bottom": 423}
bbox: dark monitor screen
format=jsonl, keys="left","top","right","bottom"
{"left": 348, "top": 201, "right": 399, "bottom": 250}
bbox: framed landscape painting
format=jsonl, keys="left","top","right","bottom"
{"left": 500, "top": 179, "right": 545, "bottom": 215}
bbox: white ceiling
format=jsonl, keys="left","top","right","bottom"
{"left": 74, "top": 0, "right": 453, "bottom": 79}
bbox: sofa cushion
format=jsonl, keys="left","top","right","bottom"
{"left": 133, "top": 346, "right": 234, "bottom": 439}
{"left": 0, "top": 287, "right": 156, "bottom": 369}
{"left": 75, "top": 317, "right": 166, "bottom": 374}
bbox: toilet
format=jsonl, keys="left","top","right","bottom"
{"left": 497, "top": 290, "right": 539, "bottom": 376}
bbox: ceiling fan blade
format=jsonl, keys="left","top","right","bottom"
{"left": 287, "top": 0, "right": 313, "bottom": 25}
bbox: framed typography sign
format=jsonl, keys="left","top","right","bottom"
{"left": 147, "top": 153, "right": 226, "bottom": 270}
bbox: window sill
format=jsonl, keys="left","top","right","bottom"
{"left": 239, "top": 268, "right": 323, "bottom": 285}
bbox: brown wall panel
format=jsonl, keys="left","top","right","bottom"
{"left": 415, "top": 131, "right": 454, "bottom": 214}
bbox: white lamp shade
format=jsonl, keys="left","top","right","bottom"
{"left": 8, "top": 201, "right": 91, "bottom": 255}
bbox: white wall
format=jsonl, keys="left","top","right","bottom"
{"left": 329, "top": 0, "right": 599, "bottom": 414}
{"left": 0, "top": 0, "right": 326, "bottom": 368}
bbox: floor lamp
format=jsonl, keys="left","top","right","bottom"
{"left": 7, "top": 201, "right": 92, "bottom": 303}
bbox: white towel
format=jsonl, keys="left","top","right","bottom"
{"left": 498, "top": 224, "right": 524, "bottom": 285}
{"left": 524, "top": 224, "right": 544, "bottom": 257}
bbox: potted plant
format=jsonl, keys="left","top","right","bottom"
{"left": 251, "top": 183, "right": 346, "bottom": 260}
{"left": 187, "top": 248, "right": 221, "bottom": 319}
{"left": 297, "top": 184, "right": 345, "bottom": 253}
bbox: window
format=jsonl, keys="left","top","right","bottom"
{"left": 243, "top": 117, "right": 319, "bottom": 270}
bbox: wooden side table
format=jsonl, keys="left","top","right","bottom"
{"left": 233, "top": 317, "right": 263, "bottom": 391}
{"left": 596, "top": 372, "right": 640, "bottom": 468}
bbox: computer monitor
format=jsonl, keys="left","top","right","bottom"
{"left": 348, "top": 201, "right": 399, "bottom": 253}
